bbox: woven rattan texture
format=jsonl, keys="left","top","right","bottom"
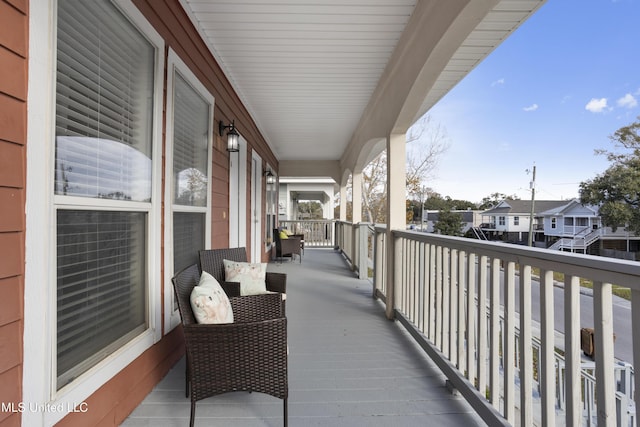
{"left": 171, "top": 263, "right": 288, "bottom": 426}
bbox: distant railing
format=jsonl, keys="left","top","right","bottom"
{"left": 549, "top": 229, "right": 602, "bottom": 252}
{"left": 280, "top": 220, "right": 335, "bottom": 248}
{"left": 342, "top": 225, "right": 640, "bottom": 426}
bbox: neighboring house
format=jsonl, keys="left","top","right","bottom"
{"left": 480, "top": 199, "right": 640, "bottom": 258}
{"left": 480, "top": 199, "right": 569, "bottom": 245}
{"left": 423, "top": 210, "right": 483, "bottom": 234}
{"left": 539, "top": 199, "right": 601, "bottom": 253}
{"left": 598, "top": 226, "right": 640, "bottom": 259}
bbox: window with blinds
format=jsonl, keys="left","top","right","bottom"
{"left": 54, "top": 0, "right": 156, "bottom": 390}
{"left": 172, "top": 73, "right": 209, "bottom": 208}
{"left": 171, "top": 71, "right": 211, "bottom": 274}
{"left": 173, "top": 212, "right": 205, "bottom": 272}
{"left": 56, "top": 210, "right": 147, "bottom": 389}
{"left": 55, "top": 0, "right": 154, "bottom": 201}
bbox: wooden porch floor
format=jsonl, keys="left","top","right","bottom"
{"left": 122, "top": 249, "right": 486, "bottom": 426}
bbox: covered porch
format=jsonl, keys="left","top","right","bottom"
{"left": 123, "top": 248, "right": 484, "bottom": 426}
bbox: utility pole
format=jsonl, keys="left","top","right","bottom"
{"left": 527, "top": 164, "right": 536, "bottom": 247}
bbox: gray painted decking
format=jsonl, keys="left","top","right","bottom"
{"left": 122, "top": 249, "right": 486, "bottom": 426}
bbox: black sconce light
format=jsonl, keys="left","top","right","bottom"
{"left": 264, "top": 169, "right": 276, "bottom": 185}
{"left": 219, "top": 119, "right": 239, "bottom": 152}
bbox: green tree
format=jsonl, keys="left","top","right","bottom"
{"left": 433, "top": 208, "right": 464, "bottom": 236}
{"left": 478, "top": 192, "right": 520, "bottom": 210}
{"left": 297, "top": 201, "right": 324, "bottom": 219}
{"left": 580, "top": 117, "right": 640, "bottom": 233}
{"left": 424, "top": 193, "right": 475, "bottom": 211}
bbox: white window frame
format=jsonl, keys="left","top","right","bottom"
{"left": 265, "top": 164, "right": 278, "bottom": 250}
{"left": 251, "top": 153, "right": 263, "bottom": 262}
{"left": 163, "top": 49, "right": 214, "bottom": 332}
{"left": 229, "top": 135, "right": 248, "bottom": 248}
{"left": 23, "top": 2, "right": 164, "bottom": 425}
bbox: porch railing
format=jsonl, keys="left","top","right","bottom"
{"left": 336, "top": 222, "right": 640, "bottom": 426}
{"left": 279, "top": 220, "right": 335, "bottom": 248}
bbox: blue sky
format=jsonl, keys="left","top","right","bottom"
{"left": 419, "top": 0, "right": 640, "bottom": 204}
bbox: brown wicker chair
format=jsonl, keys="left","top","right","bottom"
{"left": 273, "top": 229, "right": 302, "bottom": 263}
{"left": 199, "top": 247, "right": 286, "bottom": 296}
{"left": 172, "top": 263, "right": 288, "bottom": 427}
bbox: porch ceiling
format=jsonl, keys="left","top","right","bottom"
{"left": 180, "top": 0, "right": 544, "bottom": 170}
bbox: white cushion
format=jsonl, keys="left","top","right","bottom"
{"left": 190, "top": 271, "right": 234, "bottom": 324}
{"left": 223, "top": 259, "right": 268, "bottom": 296}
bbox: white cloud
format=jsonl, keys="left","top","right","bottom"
{"left": 585, "top": 98, "right": 609, "bottom": 113}
{"left": 491, "top": 78, "right": 505, "bottom": 87}
{"left": 523, "top": 103, "right": 539, "bottom": 112}
{"left": 617, "top": 93, "right": 638, "bottom": 109}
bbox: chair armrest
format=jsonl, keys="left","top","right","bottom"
{"left": 266, "top": 272, "right": 286, "bottom": 294}
{"left": 221, "top": 281, "right": 241, "bottom": 297}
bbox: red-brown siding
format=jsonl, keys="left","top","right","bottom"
{"left": 0, "top": 0, "right": 26, "bottom": 426}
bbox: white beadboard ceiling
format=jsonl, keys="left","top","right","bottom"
{"left": 180, "top": 0, "right": 544, "bottom": 163}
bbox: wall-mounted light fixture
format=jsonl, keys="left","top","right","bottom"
{"left": 219, "top": 119, "right": 239, "bottom": 152}
{"left": 264, "top": 169, "right": 276, "bottom": 185}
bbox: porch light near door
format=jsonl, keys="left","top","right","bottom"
{"left": 219, "top": 119, "right": 239, "bottom": 152}
{"left": 264, "top": 169, "right": 276, "bottom": 185}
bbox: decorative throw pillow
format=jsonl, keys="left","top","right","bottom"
{"left": 190, "top": 271, "right": 234, "bottom": 324}
{"left": 223, "top": 260, "right": 268, "bottom": 296}
{"left": 279, "top": 230, "right": 289, "bottom": 239}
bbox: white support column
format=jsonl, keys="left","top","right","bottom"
{"left": 339, "top": 180, "right": 347, "bottom": 222}
{"left": 385, "top": 133, "right": 406, "bottom": 320}
{"left": 352, "top": 171, "right": 362, "bottom": 223}
{"left": 351, "top": 171, "right": 363, "bottom": 270}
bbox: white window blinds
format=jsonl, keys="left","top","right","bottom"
{"left": 56, "top": 210, "right": 147, "bottom": 389}
{"left": 55, "top": 0, "right": 154, "bottom": 202}
{"left": 172, "top": 73, "right": 209, "bottom": 208}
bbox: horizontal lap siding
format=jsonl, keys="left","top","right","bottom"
{"left": 134, "top": 0, "right": 278, "bottom": 253}
{"left": 0, "top": 1, "right": 26, "bottom": 426}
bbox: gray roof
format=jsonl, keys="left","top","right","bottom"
{"left": 482, "top": 200, "right": 573, "bottom": 216}
{"left": 427, "top": 210, "right": 477, "bottom": 223}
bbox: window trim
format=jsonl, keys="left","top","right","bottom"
{"left": 265, "top": 163, "right": 278, "bottom": 250}
{"left": 229, "top": 135, "right": 248, "bottom": 248}
{"left": 24, "top": 1, "right": 164, "bottom": 424}
{"left": 163, "top": 49, "right": 214, "bottom": 332}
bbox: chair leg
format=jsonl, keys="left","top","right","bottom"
{"left": 190, "top": 400, "right": 196, "bottom": 427}
{"left": 283, "top": 398, "right": 288, "bottom": 427}
{"left": 184, "top": 360, "right": 190, "bottom": 398}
